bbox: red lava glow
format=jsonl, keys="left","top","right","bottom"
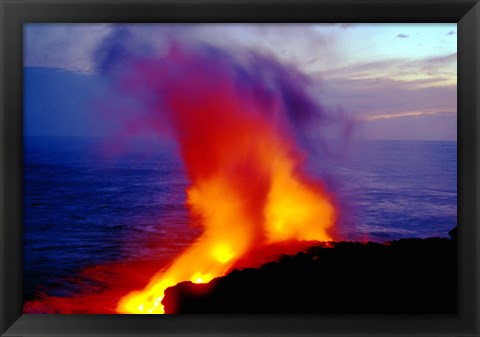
{"left": 24, "top": 259, "right": 167, "bottom": 314}
{"left": 25, "top": 40, "right": 339, "bottom": 314}
{"left": 113, "top": 43, "right": 337, "bottom": 314}
{"left": 23, "top": 230, "right": 196, "bottom": 314}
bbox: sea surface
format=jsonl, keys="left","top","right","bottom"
{"left": 24, "top": 136, "right": 457, "bottom": 300}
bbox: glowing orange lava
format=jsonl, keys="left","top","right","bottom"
{"left": 112, "top": 44, "right": 337, "bottom": 314}
{"left": 116, "top": 108, "right": 336, "bottom": 314}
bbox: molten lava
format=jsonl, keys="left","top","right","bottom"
{"left": 108, "top": 42, "right": 337, "bottom": 314}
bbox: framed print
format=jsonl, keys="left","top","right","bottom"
{"left": 1, "top": 0, "right": 479, "bottom": 336}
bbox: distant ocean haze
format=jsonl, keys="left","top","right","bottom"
{"left": 23, "top": 136, "right": 457, "bottom": 300}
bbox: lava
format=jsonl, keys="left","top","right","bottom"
{"left": 98, "top": 41, "right": 337, "bottom": 314}
{"left": 24, "top": 38, "right": 340, "bottom": 315}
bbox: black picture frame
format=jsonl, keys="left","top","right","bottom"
{"left": 1, "top": 0, "right": 479, "bottom": 336}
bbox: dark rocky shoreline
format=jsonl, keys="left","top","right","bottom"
{"left": 163, "top": 228, "right": 457, "bottom": 314}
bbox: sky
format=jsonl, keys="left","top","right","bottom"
{"left": 24, "top": 23, "right": 457, "bottom": 140}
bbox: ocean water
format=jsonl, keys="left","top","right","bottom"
{"left": 23, "top": 136, "right": 457, "bottom": 300}
{"left": 320, "top": 140, "right": 457, "bottom": 240}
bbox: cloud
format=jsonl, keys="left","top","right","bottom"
{"left": 211, "top": 24, "right": 340, "bottom": 70}
{"left": 354, "top": 111, "right": 457, "bottom": 141}
{"left": 311, "top": 73, "right": 456, "bottom": 140}
{"left": 396, "top": 34, "right": 409, "bottom": 38}
{"left": 419, "top": 52, "right": 456, "bottom": 76}
{"left": 357, "top": 110, "right": 455, "bottom": 121}
{"left": 447, "top": 31, "right": 456, "bottom": 35}
{"left": 315, "top": 51, "right": 456, "bottom": 86}
{"left": 424, "top": 52, "right": 457, "bottom": 64}
{"left": 23, "top": 24, "right": 457, "bottom": 141}
{"left": 24, "top": 23, "right": 341, "bottom": 74}
{"left": 24, "top": 24, "right": 113, "bottom": 73}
